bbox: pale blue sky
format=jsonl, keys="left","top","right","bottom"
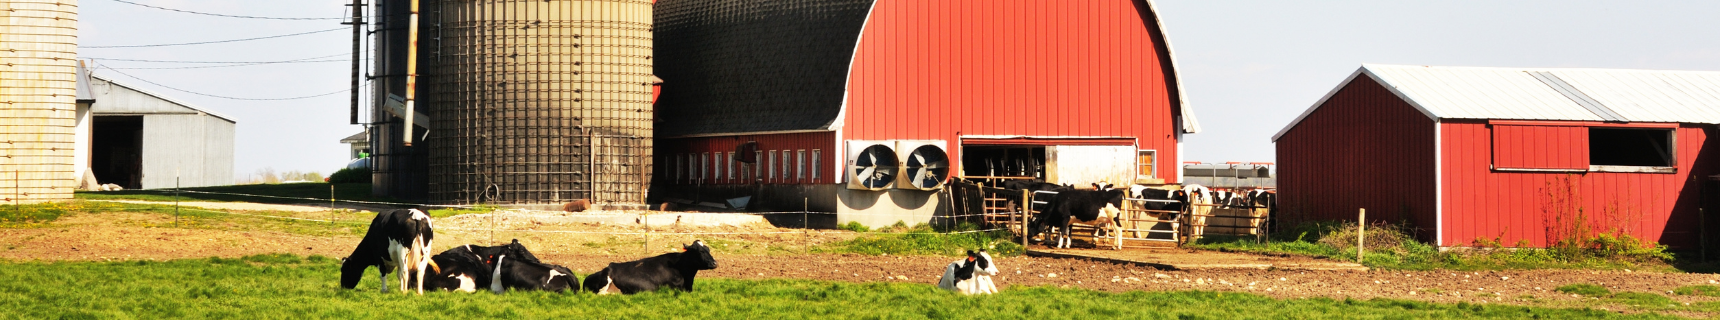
{"left": 76, "top": 1, "right": 1720, "bottom": 181}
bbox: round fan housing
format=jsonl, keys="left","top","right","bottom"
{"left": 846, "top": 143, "right": 899, "bottom": 190}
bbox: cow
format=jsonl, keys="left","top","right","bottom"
{"left": 937, "top": 250, "right": 1000, "bottom": 295}
{"left": 340, "top": 208, "right": 439, "bottom": 295}
{"left": 421, "top": 240, "right": 541, "bottom": 293}
{"left": 1180, "top": 185, "right": 1214, "bottom": 238}
{"left": 423, "top": 245, "right": 492, "bottom": 293}
{"left": 1030, "top": 183, "right": 1126, "bottom": 249}
{"left": 582, "top": 240, "right": 719, "bottom": 295}
{"left": 490, "top": 254, "right": 580, "bottom": 293}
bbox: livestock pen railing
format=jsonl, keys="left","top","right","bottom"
{"left": 1182, "top": 202, "right": 1270, "bottom": 243}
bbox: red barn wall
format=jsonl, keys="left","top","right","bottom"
{"left": 1441, "top": 121, "right": 1713, "bottom": 248}
{"left": 843, "top": 0, "right": 1183, "bottom": 182}
{"left": 657, "top": 132, "right": 836, "bottom": 185}
{"left": 1275, "top": 75, "right": 1438, "bottom": 241}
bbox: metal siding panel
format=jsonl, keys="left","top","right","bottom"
{"left": 1442, "top": 122, "right": 1707, "bottom": 248}
{"left": 845, "top": 0, "right": 1178, "bottom": 181}
{"left": 1492, "top": 125, "right": 1587, "bottom": 170}
{"left": 1277, "top": 77, "right": 1437, "bottom": 242}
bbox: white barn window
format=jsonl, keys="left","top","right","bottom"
{"left": 811, "top": 149, "right": 822, "bottom": 181}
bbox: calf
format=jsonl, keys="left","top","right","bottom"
{"left": 1031, "top": 184, "right": 1125, "bottom": 249}
{"left": 583, "top": 240, "right": 719, "bottom": 294}
{"left": 340, "top": 208, "right": 438, "bottom": 294}
{"left": 490, "top": 255, "right": 579, "bottom": 293}
{"left": 937, "top": 250, "right": 1000, "bottom": 295}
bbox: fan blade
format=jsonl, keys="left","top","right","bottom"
{"left": 913, "top": 168, "right": 929, "bottom": 187}
{"left": 858, "top": 166, "right": 876, "bottom": 184}
{"left": 913, "top": 153, "right": 925, "bottom": 167}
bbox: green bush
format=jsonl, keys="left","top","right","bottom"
{"left": 838, "top": 221, "right": 869, "bottom": 232}
{"left": 327, "top": 167, "right": 371, "bottom": 183}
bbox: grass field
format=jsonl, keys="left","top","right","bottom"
{"left": 0, "top": 255, "right": 1705, "bottom": 319}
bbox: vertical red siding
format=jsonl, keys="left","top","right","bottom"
{"left": 845, "top": 0, "right": 1181, "bottom": 182}
{"left": 657, "top": 132, "right": 836, "bottom": 185}
{"left": 1443, "top": 122, "right": 1713, "bottom": 248}
{"left": 1275, "top": 75, "right": 1439, "bottom": 241}
{"left": 1492, "top": 124, "right": 1588, "bottom": 170}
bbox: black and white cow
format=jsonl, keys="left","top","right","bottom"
{"left": 582, "top": 240, "right": 719, "bottom": 295}
{"left": 341, "top": 208, "right": 438, "bottom": 294}
{"left": 423, "top": 245, "right": 492, "bottom": 293}
{"left": 936, "top": 250, "right": 1000, "bottom": 295}
{"left": 1031, "top": 184, "right": 1126, "bottom": 249}
{"left": 490, "top": 254, "right": 579, "bottom": 293}
{"left": 423, "top": 240, "right": 558, "bottom": 293}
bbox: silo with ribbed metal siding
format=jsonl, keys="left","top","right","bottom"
{"left": 372, "top": 0, "right": 653, "bottom": 206}
{"left": 0, "top": 0, "right": 78, "bottom": 203}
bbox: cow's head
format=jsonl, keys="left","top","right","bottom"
{"left": 973, "top": 250, "right": 999, "bottom": 276}
{"left": 680, "top": 240, "right": 718, "bottom": 270}
{"left": 339, "top": 256, "right": 367, "bottom": 289}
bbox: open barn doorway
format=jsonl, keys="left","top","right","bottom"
{"left": 92, "top": 116, "right": 143, "bottom": 189}
{"left": 960, "top": 145, "right": 1045, "bottom": 183}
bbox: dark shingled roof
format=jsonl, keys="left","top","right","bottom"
{"left": 653, "top": 0, "right": 875, "bottom": 137}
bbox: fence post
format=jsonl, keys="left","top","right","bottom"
{"left": 1357, "top": 208, "right": 1366, "bottom": 262}
{"left": 1021, "top": 189, "right": 1031, "bottom": 248}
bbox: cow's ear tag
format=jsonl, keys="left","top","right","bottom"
{"left": 966, "top": 257, "right": 976, "bottom": 262}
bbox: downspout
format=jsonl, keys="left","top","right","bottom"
{"left": 403, "top": 0, "right": 420, "bottom": 146}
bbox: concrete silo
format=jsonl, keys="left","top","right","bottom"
{"left": 0, "top": 0, "right": 78, "bottom": 203}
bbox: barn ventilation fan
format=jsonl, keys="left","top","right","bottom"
{"left": 845, "top": 141, "right": 898, "bottom": 190}
{"left": 895, "top": 140, "right": 950, "bottom": 190}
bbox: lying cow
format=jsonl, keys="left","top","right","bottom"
{"left": 341, "top": 208, "right": 439, "bottom": 294}
{"left": 937, "top": 250, "right": 1000, "bottom": 295}
{"left": 1031, "top": 183, "right": 1125, "bottom": 249}
{"left": 491, "top": 254, "right": 579, "bottom": 293}
{"left": 583, "top": 240, "right": 719, "bottom": 294}
{"left": 422, "top": 240, "right": 540, "bottom": 293}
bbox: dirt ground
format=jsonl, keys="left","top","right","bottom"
{"left": 7, "top": 207, "right": 1720, "bottom": 316}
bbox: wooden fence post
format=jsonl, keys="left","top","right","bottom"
{"left": 1357, "top": 208, "right": 1366, "bottom": 262}
{"left": 1021, "top": 189, "right": 1031, "bottom": 248}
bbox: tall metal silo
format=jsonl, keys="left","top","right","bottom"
{"left": 0, "top": 0, "right": 78, "bottom": 203}
{"left": 373, "top": 0, "right": 654, "bottom": 206}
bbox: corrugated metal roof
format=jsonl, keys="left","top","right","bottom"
{"left": 87, "top": 73, "right": 237, "bottom": 123}
{"left": 1274, "top": 64, "right": 1720, "bottom": 141}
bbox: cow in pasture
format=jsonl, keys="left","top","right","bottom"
{"left": 490, "top": 254, "right": 580, "bottom": 293}
{"left": 341, "top": 208, "right": 439, "bottom": 294}
{"left": 1180, "top": 185, "right": 1214, "bottom": 237}
{"left": 937, "top": 250, "right": 1000, "bottom": 295}
{"left": 1030, "top": 184, "right": 1126, "bottom": 249}
{"left": 582, "top": 240, "right": 719, "bottom": 294}
{"left": 422, "top": 240, "right": 544, "bottom": 293}
{"left": 423, "top": 245, "right": 492, "bottom": 293}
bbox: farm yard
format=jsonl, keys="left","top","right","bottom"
{"left": 1, "top": 185, "right": 1719, "bottom": 318}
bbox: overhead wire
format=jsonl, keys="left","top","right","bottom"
{"left": 82, "top": 27, "right": 346, "bottom": 48}
{"left": 94, "top": 64, "right": 358, "bottom": 101}
{"left": 103, "top": 0, "right": 347, "bottom": 21}
{"left": 80, "top": 52, "right": 355, "bottom": 64}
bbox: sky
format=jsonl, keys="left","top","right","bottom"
{"left": 76, "top": 1, "right": 1720, "bottom": 181}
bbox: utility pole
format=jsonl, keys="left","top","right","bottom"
{"left": 343, "top": 0, "right": 365, "bottom": 125}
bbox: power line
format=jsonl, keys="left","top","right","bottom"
{"left": 81, "top": 53, "right": 354, "bottom": 64}
{"left": 104, "top": 0, "right": 346, "bottom": 21}
{"left": 101, "top": 59, "right": 351, "bottom": 70}
{"left": 95, "top": 65, "right": 356, "bottom": 101}
{"left": 82, "top": 27, "right": 346, "bottom": 48}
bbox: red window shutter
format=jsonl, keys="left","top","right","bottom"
{"left": 1491, "top": 124, "right": 1588, "bottom": 170}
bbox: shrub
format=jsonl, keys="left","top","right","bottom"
{"left": 838, "top": 221, "right": 869, "bottom": 232}
{"left": 327, "top": 167, "right": 371, "bottom": 183}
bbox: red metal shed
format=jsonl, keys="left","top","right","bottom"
{"left": 652, "top": 0, "right": 1197, "bottom": 226}
{"left": 1275, "top": 64, "right": 1720, "bottom": 248}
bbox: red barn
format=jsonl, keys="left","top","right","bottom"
{"left": 1275, "top": 64, "right": 1720, "bottom": 248}
{"left": 652, "top": 0, "right": 1198, "bottom": 226}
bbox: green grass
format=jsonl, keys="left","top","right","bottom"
{"left": 1557, "top": 284, "right": 1613, "bottom": 297}
{"left": 817, "top": 222, "right": 1025, "bottom": 257}
{"left": 1674, "top": 285, "right": 1720, "bottom": 297}
{"left": 0, "top": 256, "right": 1703, "bottom": 319}
{"left": 0, "top": 202, "right": 79, "bottom": 225}
{"left": 75, "top": 182, "right": 394, "bottom": 205}
{"left": 1187, "top": 222, "right": 1674, "bottom": 271}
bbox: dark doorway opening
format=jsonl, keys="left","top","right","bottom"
{"left": 960, "top": 145, "right": 1046, "bottom": 181}
{"left": 1590, "top": 128, "right": 1673, "bottom": 167}
{"left": 92, "top": 116, "right": 143, "bottom": 189}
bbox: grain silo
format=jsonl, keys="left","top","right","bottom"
{"left": 0, "top": 0, "right": 78, "bottom": 203}
{"left": 370, "top": 0, "right": 654, "bottom": 207}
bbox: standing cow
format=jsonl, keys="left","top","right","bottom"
{"left": 341, "top": 208, "right": 438, "bottom": 294}
{"left": 1030, "top": 184, "right": 1125, "bottom": 249}
{"left": 583, "top": 240, "right": 719, "bottom": 294}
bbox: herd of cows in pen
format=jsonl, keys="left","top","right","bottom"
{"left": 339, "top": 208, "right": 1003, "bottom": 296}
